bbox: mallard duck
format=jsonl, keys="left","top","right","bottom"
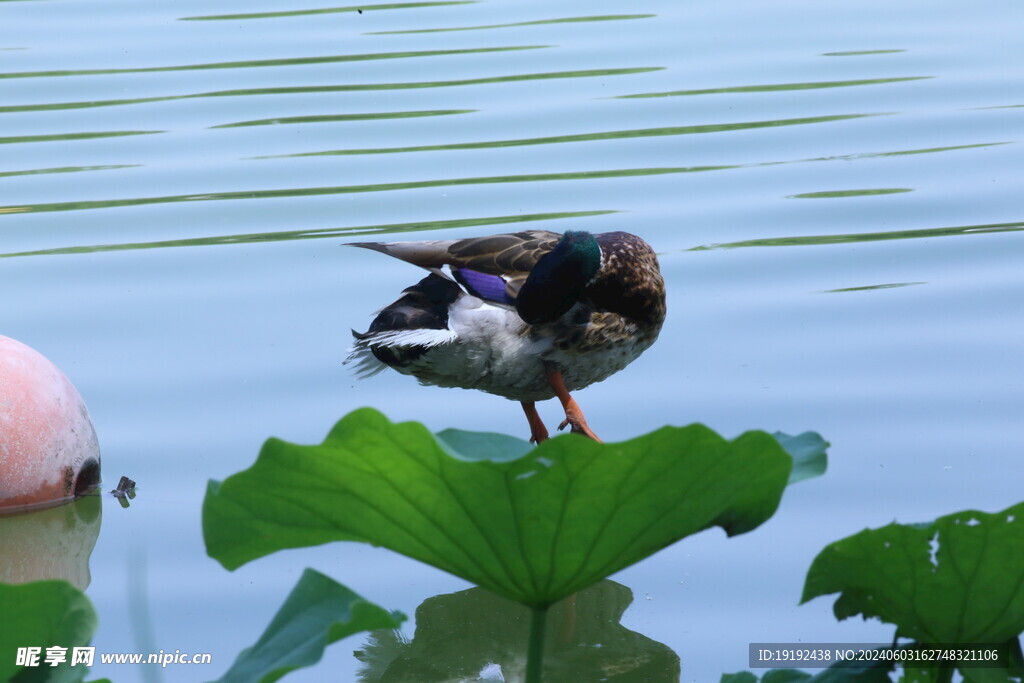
{"left": 345, "top": 230, "right": 666, "bottom": 443}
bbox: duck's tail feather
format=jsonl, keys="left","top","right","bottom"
{"left": 345, "top": 326, "right": 458, "bottom": 378}
{"left": 346, "top": 240, "right": 457, "bottom": 270}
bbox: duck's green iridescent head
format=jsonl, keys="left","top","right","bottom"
{"left": 516, "top": 231, "right": 601, "bottom": 324}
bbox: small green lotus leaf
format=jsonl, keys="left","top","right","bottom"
{"left": 0, "top": 580, "right": 97, "bottom": 682}
{"left": 761, "top": 672, "right": 812, "bottom": 682}
{"left": 204, "top": 408, "right": 797, "bottom": 607}
{"left": 217, "top": 568, "right": 404, "bottom": 683}
{"left": 802, "top": 501, "right": 1024, "bottom": 643}
{"left": 773, "top": 431, "right": 829, "bottom": 485}
{"left": 434, "top": 428, "right": 533, "bottom": 462}
{"left": 436, "top": 428, "right": 829, "bottom": 479}
{"left": 722, "top": 658, "right": 893, "bottom": 682}
{"left": 720, "top": 672, "right": 765, "bottom": 682}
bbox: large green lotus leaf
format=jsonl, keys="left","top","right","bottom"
{"left": 217, "top": 568, "right": 404, "bottom": 683}
{"left": 802, "top": 501, "right": 1024, "bottom": 643}
{"left": 204, "top": 408, "right": 794, "bottom": 607}
{"left": 0, "top": 580, "right": 97, "bottom": 682}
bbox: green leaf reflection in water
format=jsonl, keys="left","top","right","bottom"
{"left": 0, "top": 210, "right": 616, "bottom": 259}
{"left": 355, "top": 580, "right": 679, "bottom": 682}
{"left": 721, "top": 661, "right": 893, "bottom": 682}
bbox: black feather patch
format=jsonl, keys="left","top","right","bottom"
{"left": 363, "top": 273, "right": 461, "bottom": 366}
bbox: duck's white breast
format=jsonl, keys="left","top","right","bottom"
{"left": 398, "top": 296, "right": 554, "bottom": 400}
{"left": 396, "top": 296, "right": 651, "bottom": 402}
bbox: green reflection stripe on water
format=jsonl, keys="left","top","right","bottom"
{"left": 820, "top": 282, "right": 925, "bottom": 293}
{"left": 617, "top": 76, "right": 930, "bottom": 98}
{"left": 211, "top": 109, "right": 475, "bottom": 129}
{"left": 0, "top": 97, "right": 171, "bottom": 114}
{"left": 0, "top": 167, "right": 726, "bottom": 216}
{"left": 366, "top": 14, "right": 654, "bottom": 35}
{"left": 789, "top": 188, "right": 913, "bottom": 199}
{"left": 0, "top": 46, "right": 545, "bottom": 80}
{"left": 768, "top": 141, "right": 1005, "bottom": 169}
{"left": 0, "top": 164, "right": 138, "bottom": 179}
{"left": 0, "top": 211, "right": 616, "bottom": 258}
{"left": 835, "top": 141, "right": 1010, "bottom": 159}
{"left": 972, "top": 103, "right": 1024, "bottom": 110}
{"left": 0, "top": 130, "right": 160, "bottom": 145}
{"left": 262, "top": 114, "right": 876, "bottom": 157}
{"left": 692, "top": 222, "right": 1024, "bottom": 250}
{"left": 822, "top": 49, "right": 906, "bottom": 57}
{"left": 180, "top": 2, "right": 474, "bottom": 21}
{"left": 196, "top": 67, "right": 662, "bottom": 96}
{"left": 0, "top": 68, "right": 661, "bottom": 115}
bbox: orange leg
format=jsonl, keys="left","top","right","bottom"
{"left": 545, "top": 367, "right": 602, "bottom": 442}
{"left": 521, "top": 401, "right": 549, "bottom": 444}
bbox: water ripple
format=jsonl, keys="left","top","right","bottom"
{"left": 820, "top": 282, "right": 925, "bottom": 293}
{"left": 0, "top": 167, "right": 725, "bottom": 216}
{"left": 0, "top": 131, "right": 161, "bottom": 145}
{"left": 0, "top": 46, "right": 546, "bottom": 80}
{"left": 821, "top": 49, "right": 906, "bottom": 57}
{"left": 366, "top": 14, "right": 654, "bottom": 35}
{"left": 0, "top": 164, "right": 139, "bottom": 179}
{"left": 0, "top": 68, "right": 661, "bottom": 114}
{"left": 211, "top": 109, "right": 475, "bottom": 129}
{"left": 259, "top": 114, "right": 876, "bottom": 158}
{"left": 0, "top": 211, "right": 616, "bottom": 258}
{"left": 180, "top": 2, "right": 474, "bottom": 21}
{"left": 788, "top": 188, "right": 913, "bottom": 199}
{"left": 0, "top": 140, "right": 1002, "bottom": 216}
{"left": 692, "top": 222, "right": 1024, "bottom": 250}
{"left": 617, "top": 76, "right": 930, "bottom": 99}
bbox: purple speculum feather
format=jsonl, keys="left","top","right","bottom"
{"left": 453, "top": 268, "right": 515, "bottom": 305}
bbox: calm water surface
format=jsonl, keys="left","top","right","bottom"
{"left": 2, "top": 0, "right": 1023, "bottom": 681}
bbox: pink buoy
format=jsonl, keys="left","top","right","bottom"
{"left": 0, "top": 335, "right": 101, "bottom": 511}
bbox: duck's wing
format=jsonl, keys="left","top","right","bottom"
{"left": 349, "top": 230, "right": 560, "bottom": 306}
